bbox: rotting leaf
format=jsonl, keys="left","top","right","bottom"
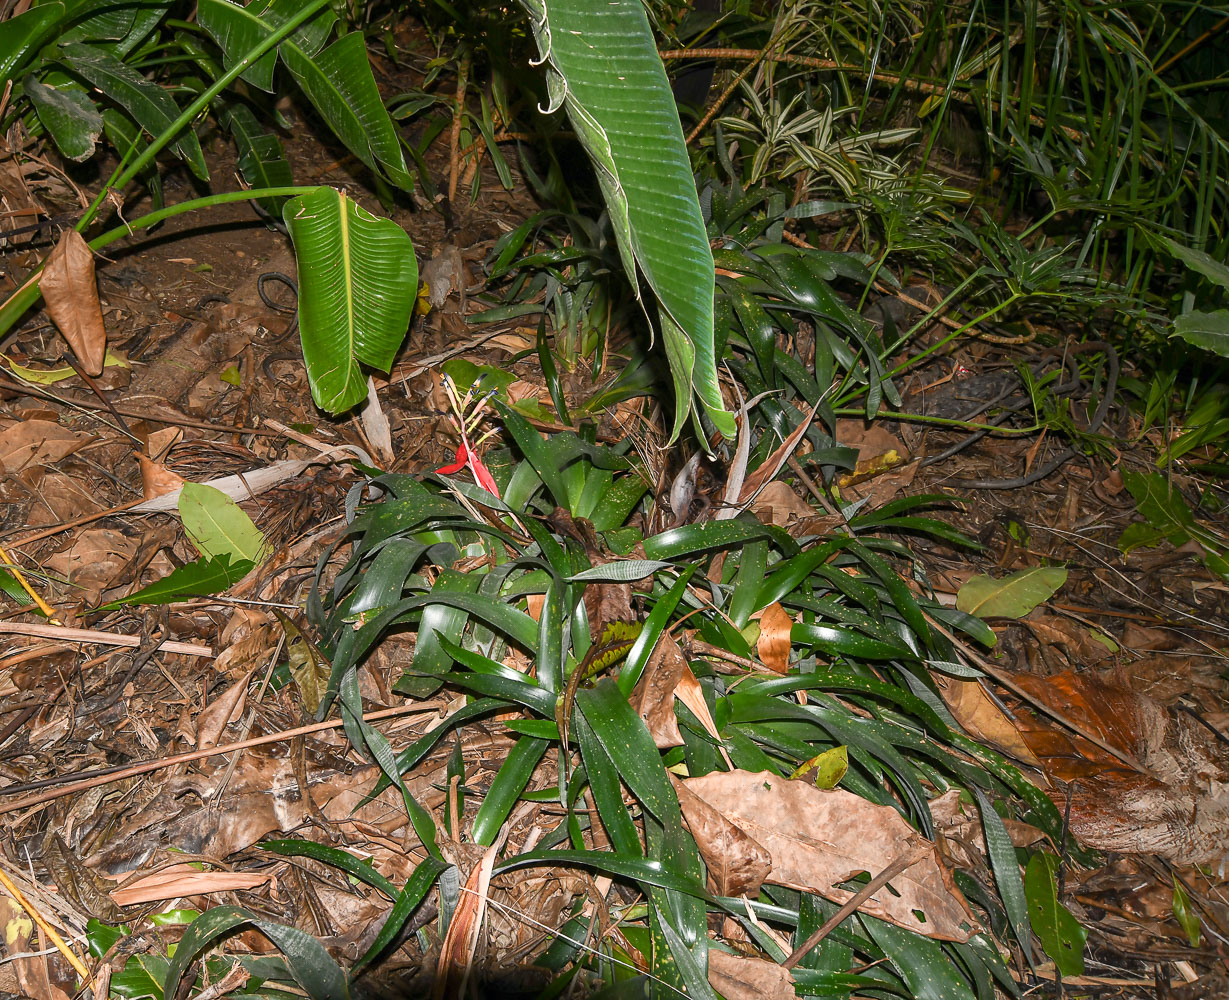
{"left": 274, "top": 610, "right": 331, "bottom": 716}
{"left": 38, "top": 228, "right": 107, "bottom": 375}
{"left": 681, "top": 769, "right": 977, "bottom": 940}
{"left": 756, "top": 601, "right": 793, "bottom": 673}
{"left": 789, "top": 745, "right": 848, "bottom": 789}
{"left": 629, "top": 631, "right": 687, "bottom": 748}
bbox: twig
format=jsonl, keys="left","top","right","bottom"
{"left": 686, "top": 42, "right": 777, "bottom": 146}
{"left": 783, "top": 842, "right": 930, "bottom": 969}
{"left": 448, "top": 53, "right": 471, "bottom": 204}
{"left": 0, "top": 700, "right": 448, "bottom": 814}
{"left": 0, "top": 621, "right": 212, "bottom": 656}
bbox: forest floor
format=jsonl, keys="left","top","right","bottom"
{"left": 2, "top": 63, "right": 1229, "bottom": 1000}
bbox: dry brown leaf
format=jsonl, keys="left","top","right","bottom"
{"left": 0, "top": 418, "right": 92, "bottom": 471}
{"left": 39, "top": 229, "right": 106, "bottom": 375}
{"left": 20, "top": 470, "right": 102, "bottom": 525}
{"left": 1010, "top": 670, "right": 1229, "bottom": 864}
{"left": 44, "top": 528, "right": 137, "bottom": 604}
{"left": 673, "top": 776, "right": 771, "bottom": 896}
{"left": 673, "top": 664, "right": 734, "bottom": 769}
{"left": 839, "top": 458, "right": 919, "bottom": 510}
{"left": 630, "top": 633, "right": 686, "bottom": 748}
{"left": 749, "top": 481, "right": 814, "bottom": 527}
{"left": 756, "top": 602, "right": 794, "bottom": 674}
{"left": 935, "top": 674, "right": 1042, "bottom": 768}
{"left": 138, "top": 453, "right": 187, "bottom": 502}
{"left": 707, "top": 949, "right": 796, "bottom": 1000}
{"left": 108, "top": 865, "right": 272, "bottom": 906}
{"left": 682, "top": 769, "right": 977, "bottom": 940}
{"left": 834, "top": 418, "right": 908, "bottom": 463}
{"left": 1023, "top": 612, "right": 1115, "bottom": 668}
{"left": 195, "top": 669, "right": 252, "bottom": 748}
{"left": 361, "top": 375, "right": 394, "bottom": 467}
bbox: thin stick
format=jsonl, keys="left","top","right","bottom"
{"left": 0, "top": 700, "right": 448, "bottom": 814}
{"left": 0, "top": 544, "right": 59, "bottom": 621}
{"left": 783, "top": 843, "right": 929, "bottom": 969}
{"left": 0, "top": 866, "right": 90, "bottom": 979}
{"left": 0, "top": 622, "right": 211, "bottom": 656}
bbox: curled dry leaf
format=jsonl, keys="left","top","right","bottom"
{"left": 45, "top": 527, "right": 136, "bottom": 605}
{"left": 630, "top": 632, "right": 686, "bottom": 748}
{"left": 108, "top": 865, "right": 272, "bottom": 907}
{"left": 707, "top": 949, "right": 796, "bottom": 1000}
{"left": 39, "top": 229, "right": 107, "bottom": 375}
{"left": 681, "top": 769, "right": 977, "bottom": 941}
{"left": 756, "top": 602, "right": 794, "bottom": 674}
{"left": 749, "top": 480, "right": 814, "bottom": 527}
{"left": 935, "top": 674, "right": 1043, "bottom": 769}
{"left": 195, "top": 669, "right": 253, "bottom": 748}
{"left": 673, "top": 775, "right": 772, "bottom": 896}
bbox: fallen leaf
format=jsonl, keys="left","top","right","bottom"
{"left": 935, "top": 675, "right": 1042, "bottom": 768}
{"left": 0, "top": 418, "right": 92, "bottom": 471}
{"left": 361, "top": 375, "right": 394, "bottom": 467}
{"left": 4, "top": 348, "right": 128, "bottom": 385}
{"left": 108, "top": 865, "right": 272, "bottom": 907}
{"left": 630, "top": 633, "right": 686, "bottom": 748}
{"left": 44, "top": 528, "right": 137, "bottom": 604}
{"left": 673, "top": 776, "right": 772, "bottom": 896}
{"left": 275, "top": 610, "right": 330, "bottom": 716}
{"left": 138, "top": 454, "right": 187, "bottom": 502}
{"left": 957, "top": 567, "right": 1068, "bottom": 618}
{"left": 39, "top": 228, "right": 107, "bottom": 375}
{"left": 756, "top": 602, "right": 793, "bottom": 673}
{"left": 681, "top": 769, "right": 977, "bottom": 941}
{"left": 750, "top": 481, "right": 815, "bottom": 527}
{"left": 196, "top": 670, "right": 252, "bottom": 748}
{"left": 1010, "top": 669, "right": 1229, "bottom": 864}
{"left": 707, "top": 948, "right": 796, "bottom": 1000}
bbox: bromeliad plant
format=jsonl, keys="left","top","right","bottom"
{"left": 150, "top": 408, "right": 1072, "bottom": 1000}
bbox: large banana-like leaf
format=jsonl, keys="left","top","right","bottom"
{"left": 520, "top": 0, "right": 734, "bottom": 441}
{"left": 59, "top": 41, "right": 209, "bottom": 180}
{"left": 198, "top": 0, "right": 412, "bottom": 191}
{"left": 283, "top": 187, "right": 417, "bottom": 414}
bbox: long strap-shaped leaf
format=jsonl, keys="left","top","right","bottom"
{"left": 283, "top": 187, "right": 417, "bottom": 413}
{"left": 520, "top": 0, "right": 734, "bottom": 441}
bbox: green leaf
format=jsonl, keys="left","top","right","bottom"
{"left": 97, "top": 554, "right": 253, "bottom": 609}
{"left": 0, "top": 5, "right": 67, "bottom": 87}
{"left": 59, "top": 41, "right": 208, "bottom": 180}
{"left": 471, "top": 736, "right": 549, "bottom": 846}
{"left": 1173, "top": 309, "right": 1229, "bottom": 357}
{"left": 955, "top": 567, "right": 1067, "bottom": 619}
{"left": 1024, "top": 853, "right": 1085, "bottom": 977}
{"left": 198, "top": 0, "right": 409, "bottom": 189}
{"left": 283, "top": 187, "right": 418, "bottom": 413}
{"left": 862, "top": 916, "right": 975, "bottom": 1000}
{"left": 1156, "top": 234, "right": 1229, "bottom": 292}
{"left": 261, "top": 839, "right": 397, "bottom": 898}
{"left": 179, "top": 482, "right": 269, "bottom": 564}
{"left": 0, "top": 568, "right": 34, "bottom": 606}
{"left": 973, "top": 787, "right": 1032, "bottom": 962}
{"left": 521, "top": 0, "right": 732, "bottom": 439}
{"left": 164, "top": 906, "right": 350, "bottom": 1000}
{"left": 1172, "top": 874, "right": 1201, "bottom": 948}
{"left": 224, "top": 104, "right": 294, "bottom": 216}
{"left": 25, "top": 74, "right": 101, "bottom": 161}
{"left": 353, "top": 856, "right": 448, "bottom": 974}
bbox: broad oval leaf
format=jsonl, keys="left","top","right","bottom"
{"left": 283, "top": 187, "right": 418, "bottom": 413}
{"left": 956, "top": 567, "right": 1067, "bottom": 619}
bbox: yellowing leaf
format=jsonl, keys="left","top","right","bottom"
{"left": 4, "top": 349, "right": 129, "bottom": 385}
